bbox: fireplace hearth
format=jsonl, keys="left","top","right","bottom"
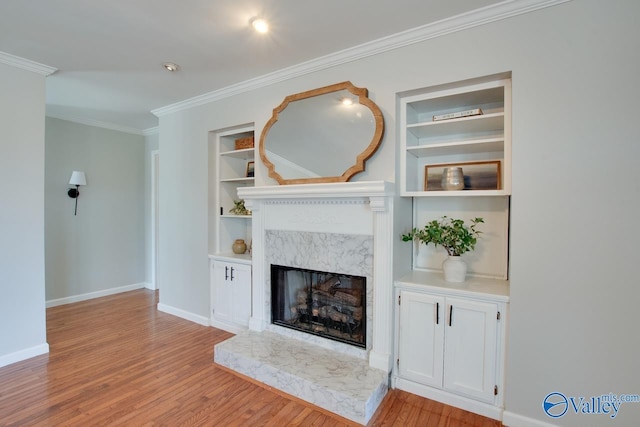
{"left": 271, "top": 264, "right": 366, "bottom": 348}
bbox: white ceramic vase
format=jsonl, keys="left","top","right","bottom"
{"left": 442, "top": 255, "right": 467, "bottom": 282}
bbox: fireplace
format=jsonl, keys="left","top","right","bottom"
{"left": 271, "top": 264, "right": 366, "bottom": 348}
{"left": 215, "top": 182, "right": 394, "bottom": 424}
{"left": 237, "top": 181, "right": 395, "bottom": 370}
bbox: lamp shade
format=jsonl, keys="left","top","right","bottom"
{"left": 69, "top": 171, "right": 86, "bottom": 186}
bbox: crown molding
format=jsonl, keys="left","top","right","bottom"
{"left": 0, "top": 51, "right": 57, "bottom": 76}
{"left": 142, "top": 126, "right": 159, "bottom": 136}
{"left": 46, "top": 112, "right": 146, "bottom": 136}
{"left": 152, "top": 0, "right": 570, "bottom": 117}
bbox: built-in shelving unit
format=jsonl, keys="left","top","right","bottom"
{"left": 213, "top": 125, "right": 255, "bottom": 259}
{"left": 394, "top": 74, "right": 512, "bottom": 421}
{"left": 208, "top": 124, "right": 255, "bottom": 333}
{"left": 400, "top": 75, "right": 511, "bottom": 197}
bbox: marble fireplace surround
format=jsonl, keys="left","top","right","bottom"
{"left": 239, "top": 181, "right": 395, "bottom": 373}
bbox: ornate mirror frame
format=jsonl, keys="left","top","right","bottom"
{"left": 259, "top": 81, "right": 385, "bottom": 185}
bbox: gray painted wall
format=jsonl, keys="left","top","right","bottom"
{"left": 157, "top": 1, "right": 640, "bottom": 425}
{"left": 0, "top": 63, "right": 48, "bottom": 365}
{"left": 44, "top": 117, "right": 146, "bottom": 301}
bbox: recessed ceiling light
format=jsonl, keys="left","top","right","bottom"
{"left": 250, "top": 17, "right": 269, "bottom": 34}
{"left": 163, "top": 62, "right": 180, "bottom": 72}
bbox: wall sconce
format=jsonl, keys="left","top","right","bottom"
{"left": 68, "top": 171, "right": 87, "bottom": 215}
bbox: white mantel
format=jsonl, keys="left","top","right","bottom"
{"left": 238, "top": 181, "right": 395, "bottom": 373}
{"left": 238, "top": 181, "right": 395, "bottom": 201}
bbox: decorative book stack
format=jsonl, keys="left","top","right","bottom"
{"left": 433, "top": 108, "right": 483, "bottom": 121}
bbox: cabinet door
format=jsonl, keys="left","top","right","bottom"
{"left": 212, "top": 261, "right": 233, "bottom": 323}
{"left": 443, "top": 297, "right": 498, "bottom": 403}
{"left": 398, "top": 290, "right": 445, "bottom": 388}
{"left": 230, "top": 262, "right": 251, "bottom": 327}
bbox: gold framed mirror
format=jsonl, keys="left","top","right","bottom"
{"left": 259, "top": 81, "right": 384, "bottom": 185}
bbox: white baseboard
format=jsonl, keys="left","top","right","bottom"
{"left": 394, "top": 377, "right": 503, "bottom": 421}
{"left": 502, "top": 411, "right": 558, "bottom": 427}
{"left": 144, "top": 282, "right": 156, "bottom": 290}
{"left": 157, "top": 303, "right": 210, "bottom": 326}
{"left": 0, "top": 343, "right": 49, "bottom": 368}
{"left": 46, "top": 283, "right": 147, "bottom": 308}
{"left": 210, "top": 318, "right": 246, "bottom": 334}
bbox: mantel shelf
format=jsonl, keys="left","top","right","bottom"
{"left": 238, "top": 181, "right": 394, "bottom": 202}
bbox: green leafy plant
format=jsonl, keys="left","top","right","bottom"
{"left": 401, "top": 216, "right": 484, "bottom": 256}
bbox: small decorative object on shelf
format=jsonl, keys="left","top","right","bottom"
{"left": 402, "top": 216, "right": 483, "bottom": 282}
{"left": 246, "top": 161, "right": 255, "bottom": 177}
{"left": 232, "top": 239, "right": 247, "bottom": 254}
{"left": 235, "top": 136, "right": 254, "bottom": 150}
{"left": 432, "top": 108, "right": 483, "bottom": 121}
{"left": 425, "top": 160, "right": 501, "bottom": 191}
{"left": 229, "top": 199, "right": 250, "bottom": 216}
{"left": 441, "top": 167, "right": 464, "bottom": 191}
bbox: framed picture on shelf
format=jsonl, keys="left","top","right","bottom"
{"left": 246, "top": 161, "right": 255, "bottom": 177}
{"left": 424, "top": 160, "right": 501, "bottom": 191}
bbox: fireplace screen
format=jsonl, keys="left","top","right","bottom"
{"left": 271, "top": 264, "right": 366, "bottom": 348}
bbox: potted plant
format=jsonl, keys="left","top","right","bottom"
{"left": 402, "top": 216, "right": 484, "bottom": 282}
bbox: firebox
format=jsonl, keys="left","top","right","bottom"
{"left": 270, "top": 264, "right": 366, "bottom": 348}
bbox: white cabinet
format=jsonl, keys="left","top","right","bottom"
{"left": 442, "top": 296, "right": 498, "bottom": 403}
{"left": 398, "top": 291, "right": 444, "bottom": 388}
{"left": 210, "top": 257, "right": 251, "bottom": 333}
{"left": 394, "top": 272, "right": 508, "bottom": 420}
{"left": 399, "top": 73, "right": 511, "bottom": 197}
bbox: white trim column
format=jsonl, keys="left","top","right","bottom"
{"left": 244, "top": 198, "right": 266, "bottom": 331}
{"left": 368, "top": 194, "right": 394, "bottom": 372}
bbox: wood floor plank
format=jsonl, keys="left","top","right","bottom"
{"left": 0, "top": 289, "right": 502, "bottom": 426}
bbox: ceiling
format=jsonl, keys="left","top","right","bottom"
{"left": 0, "top": 0, "right": 505, "bottom": 133}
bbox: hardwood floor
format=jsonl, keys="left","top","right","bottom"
{"left": 0, "top": 289, "right": 501, "bottom": 426}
